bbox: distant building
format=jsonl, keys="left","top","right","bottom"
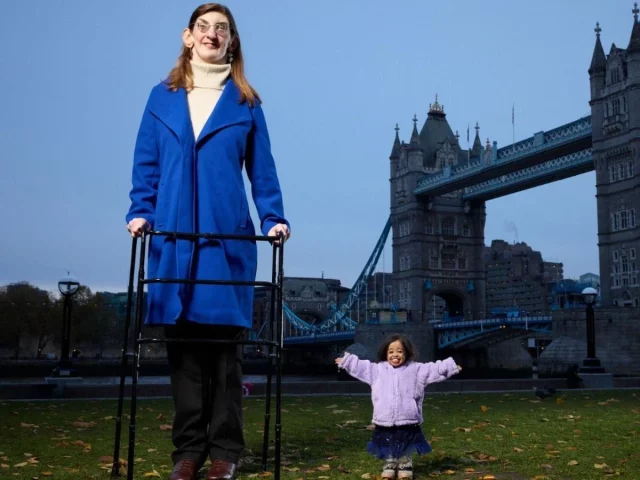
{"left": 549, "top": 279, "right": 599, "bottom": 310}
{"left": 579, "top": 272, "right": 600, "bottom": 287}
{"left": 484, "top": 240, "right": 561, "bottom": 316}
{"left": 542, "top": 262, "right": 564, "bottom": 284}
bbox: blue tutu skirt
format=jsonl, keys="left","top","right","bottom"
{"left": 367, "top": 424, "right": 432, "bottom": 459}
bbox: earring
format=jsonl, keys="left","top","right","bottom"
{"left": 228, "top": 51, "right": 234, "bottom": 63}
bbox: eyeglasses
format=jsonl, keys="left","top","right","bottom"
{"left": 195, "top": 22, "right": 231, "bottom": 37}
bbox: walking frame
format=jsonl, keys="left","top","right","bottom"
{"left": 111, "top": 229, "right": 285, "bottom": 480}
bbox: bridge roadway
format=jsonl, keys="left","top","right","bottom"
{"left": 413, "top": 116, "right": 592, "bottom": 198}
{"left": 282, "top": 316, "right": 553, "bottom": 348}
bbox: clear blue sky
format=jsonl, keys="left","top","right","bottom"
{"left": 0, "top": 1, "right": 631, "bottom": 293}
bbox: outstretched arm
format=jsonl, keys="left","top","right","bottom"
{"left": 416, "top": 357, "right": 461, "bottom": 386}
{"left": 335, "top": 353, "right": 378, "bottom": 385}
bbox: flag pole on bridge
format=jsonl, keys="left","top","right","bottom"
{"left": 512, "top": 103, "right": 515, "bottom": 148}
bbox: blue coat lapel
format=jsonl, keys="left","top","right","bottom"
{"left": 196, "top": 80, "right": 252, "bottom": 146}
{"left": 148, "top": 85, "right": 192, "bottom": 145}
{"left": 147, "top": 80, "right": 252, "bottom": 148}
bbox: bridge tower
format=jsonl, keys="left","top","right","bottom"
{"left": 591, "top": 10, "right": 640, "bottom": 307}
{"left": 390, "top": 97, "right": 487, "bottom": 323}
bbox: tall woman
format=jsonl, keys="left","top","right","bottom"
{"left": 125, "top": 4, "right": 290, "bottom": 479}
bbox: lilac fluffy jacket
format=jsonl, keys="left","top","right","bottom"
{"left": 340, "top": 353, "right": 460, "bottom": 427}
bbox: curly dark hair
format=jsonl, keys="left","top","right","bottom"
{"left": 376, "top": 334, "right": 417, "bottom": 362}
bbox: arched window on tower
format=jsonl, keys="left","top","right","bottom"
{"left": 611, "top": 67, "right": 621, "bottom": 85}
{"left": 441, "top": 217, "right": 455, "bottom": 236}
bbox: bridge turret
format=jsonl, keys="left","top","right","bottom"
{"left": 390, "top": 123, "right": 401, "bottom": 160}
{"left": 470, "top": 122, "right": 482, "bottom": 159}
{"left": 627, "top": 4, "right": 640, "bottom": 79}
{"left": 407, "top": 114, "right": 425, "bottom": 173}
{"left": 589, "top": 22, "right": 606, "bottom": 96}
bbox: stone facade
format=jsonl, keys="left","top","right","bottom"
{"left": 538, "top": 307, "right": 640, "bottom": 375}
{"left": 590, "top": 15, "right": 640, "bottom": 306}
{"left": 390, "top": 100, "right": 487, "bottom": 323}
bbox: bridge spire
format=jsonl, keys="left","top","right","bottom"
{"left": 589, "top": 22, "right": 607, "bottom": 73}
{"left": 629, "top": 5, "right": 640, "bottom": 52}
{"left": 428, "top": 94, "right": 445, "bottom": 117}
{"left": 410, "top": 114, "right": 420, "bottom": 144}
{"left": 390, "top": 123, "right": 401, "bottom": 159}
{"left": 470, "top": 122, "right": 482, "bottom": 158}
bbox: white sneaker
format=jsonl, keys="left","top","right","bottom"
{"left": 397, "top": 455, "right": 413, "bottom": 479}
{"left": 381, "top": 458, "right": 397, "bottom": 479}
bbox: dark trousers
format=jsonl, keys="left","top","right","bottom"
{"left": 164, "top": 321, "right": 245, "bottom": 466}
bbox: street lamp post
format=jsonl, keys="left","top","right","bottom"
{"left": 580, "top": 286, "right": 605, "bottom": 374}
{"left": 52, "top": 273, "right": 80, "bottom": 377}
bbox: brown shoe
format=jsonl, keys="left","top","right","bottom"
{"left": 169, "top": 459, "right": 198, "bottom": 480}
{"left": 206, "top": 459, "right": 237, "bottom": 480}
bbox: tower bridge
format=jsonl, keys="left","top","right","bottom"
{"left": 254, "top": 7, "right": 639, "bottom": 360}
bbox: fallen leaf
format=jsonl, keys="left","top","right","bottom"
{"left": 512, "top": 447, "right": 524, "bottom": 453}
{"left": 568, "top": 460, "right": 579, "bottom": 466}
{"left": 142, "top": 470, "right": 161, "bottom": 477}
{"left": 159, "top": 425, "right": 172, "bottom": 431}
{"left": 480, "top": 405, "right": 489, "bottom": 412}
{"left": 72, "top": 421, "right": 95, "bottom": 428}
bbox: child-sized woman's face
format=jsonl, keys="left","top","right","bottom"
{"left": 387, "top": 340, "right": 406, "bottom": 367}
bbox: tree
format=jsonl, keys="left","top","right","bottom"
{"left": 0, "top": 282, "right": 57, "bottom": 358}
{"left": 69, "top": 286, "right": 120, "bottom": 357}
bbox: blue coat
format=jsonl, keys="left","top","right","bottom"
{"left": 126, "top": 79, "right": 289, "bottom": 328}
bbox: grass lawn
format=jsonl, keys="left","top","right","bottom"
{"left": 0, "top": 390, "right": 639, "bottom": 479}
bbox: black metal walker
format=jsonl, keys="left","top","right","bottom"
{"left": 111, "top": 230, "right": 285, "bottom": 479}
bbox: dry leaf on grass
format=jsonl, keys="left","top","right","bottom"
{"left": 72, "top": 421, "right": 96, "bottom": 428}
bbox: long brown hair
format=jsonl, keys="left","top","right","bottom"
{"left": 165, "top": 3, "right": 260, "bottom": 106}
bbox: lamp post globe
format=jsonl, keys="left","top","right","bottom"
{"left": 58, "top": 274, "right": 80, "bottom": 297}
{"left": 581, "top": 287, "right": 598, "bottom": 306}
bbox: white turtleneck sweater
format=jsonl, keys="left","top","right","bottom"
{"left": 188, "top": 61, "right": 232, "bottom": 139}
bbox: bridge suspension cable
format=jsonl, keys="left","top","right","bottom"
{"left": 276, "top": 216, "right": 392, "bottom": 336}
